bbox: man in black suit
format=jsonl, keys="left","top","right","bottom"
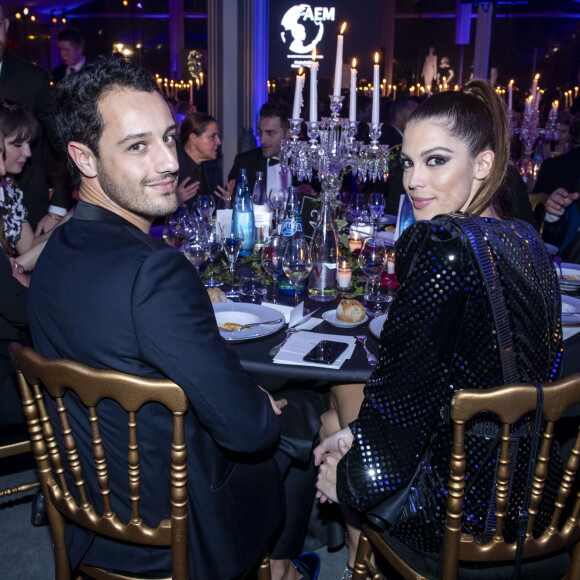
{"left": 28, "top": 56, "right": 285, "bottom": 579}
{"left": 0, "top": 4, "right": 71, "bottom": 230}
{"left": 227, "top": 102, "right": 292, "bottom": 194}
{"left": 51, "top": 28, "right": 86, "bottom": 85}
{"left": 380, "top": 97, "right": 418, "bottom": 148}
{"left": 536, "top": 115, "right": 580, "bottom": 261}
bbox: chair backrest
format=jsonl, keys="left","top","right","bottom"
{"left": 9, "top": 343, "right": 190, "bottom": 580}
{"left": 441, "top": 374, "right": 580, "bottom": 578}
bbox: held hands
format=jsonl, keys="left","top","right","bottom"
{"left": 545, "top": 188, "right": 580, "bottom": 217}
{"left": 177, "top": 178, "right": 200, "bottom": 204}
{"left": 313, "top": 427, "right": 353, "bottom": 504}
{"left": 35, "top": 213, "right": 62, "bottom": 236}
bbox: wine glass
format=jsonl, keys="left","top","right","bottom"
{"left": 162, "top": 213, "right": 189, "bottom": 250}
{"left": 368, "top": 192, "right": 386, "bottom": 234}
{"left": 261, "top": 234, "right": 282, "bottom": 303}
{"left": 281, "top": 237, "right": 312, "bottom": 306}
{"left": 268, "top": 188, "right": 286, "bottom": 232}
{"left": 196, "top": 194, "right": 215, "bottom": 223}
{"left": 223, "top": 224, "right": 244, "bottom": 298}
{"left": 183, "top": 222, "right": 210, "bottom": 274}
{"left": 358, "top": 237, "right": 388, "bottom": 317}
{"left": 347, "top": 191, "right": 367, "bottom": 222}
{"left": 205, "top": 223, "right": 223, "bottom": 287}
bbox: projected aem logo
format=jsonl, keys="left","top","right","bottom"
{"left": 281, "top": 4, "right": 336, "bottom": 56}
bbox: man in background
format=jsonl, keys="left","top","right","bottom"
{"left": 0, "top": 4, "right": 72, "bottom": 230}
{"left": 51, "top": 28, "right": 86, "bottom": 84}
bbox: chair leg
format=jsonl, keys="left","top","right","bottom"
{"left": 352, "top": 529, "right": 373, "bottom": 580}
{"left": 568, "top": 540, "right": 580, "bottom": 580}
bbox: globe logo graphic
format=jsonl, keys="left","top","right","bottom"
{"left": 281, "top": 4, "right": 324, "bottom": 54}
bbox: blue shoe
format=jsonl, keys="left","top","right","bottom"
{"left": 290, "top": 551, "right": 321, "bottom": 580}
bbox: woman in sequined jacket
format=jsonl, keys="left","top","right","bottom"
{"left": 314, "top": 80, "right": 563, "bottom": 569}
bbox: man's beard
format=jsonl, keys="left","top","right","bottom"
{"left": 97, "top": 161, "right": 179, "bottom": 219}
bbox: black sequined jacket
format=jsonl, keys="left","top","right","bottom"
{"left": 337, "top": 214, "right": 563, "bottom": 552}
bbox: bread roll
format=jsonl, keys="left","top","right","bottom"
{"left": 336, "top": 299, "right": 366, "bottom": 323}
{"left": 207, "top": 287, "right": 227, "bottom": 304}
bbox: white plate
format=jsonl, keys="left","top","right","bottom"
{"left": 562, "top": 295, "right": 580, "bottom": 325}
{"left": 558, "top": 262, "right": 580, "bottom": 290}
{"left": 377, "top": 231, "right": 396, "bottom": 245}
{"left": 213, "top": 303, "right": 285, "bottom": 341}
{"left": 369, "top": 313, "right": 388, "bottom": 339}
{"left": 322, "top": 309, "right": 368, "bottom": 328}
{"left": 379, "top": 214, "right": 397, "bottom": 225}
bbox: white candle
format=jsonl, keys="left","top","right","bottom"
{"left": 508, "top": 79, "right": 513, "bottom": 113}
{"left": 531, "top": 73, "right": 539, "bottom": 99}
{"left": 525, "top": 96, "right": 532, "bottom": 115}
{"left": 392, "top": 84, "right": 397, "bottom": 100}
{"left": 372, "top": 52, "right": 380, "bottom": 124}
{"left": 333, "top": 22, "right": 346, "bottom": 97}
{"left": 551, "top": 100, "right": 558, "bottom": 117}
{"left": 348, "top": 231, "right": 362, "bottom": 252}
{"left": 337, "top": 260, "right": 352, "bottom": 289}
{"left": 292, "top": 68, "right": 305, "bottom": 119}
{"left": 310, "top": 52, "right": 319, "bottom": 122}
{"left": 349, "top": 59, "right": 357, "bottom": 122}
{"left": 189, "top": 81, "right": 193, "bottom": 105}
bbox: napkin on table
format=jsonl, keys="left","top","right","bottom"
{"left": 273, "top": 331, "right": 356, "bottom": 369}
{"left": 261, "top": 302, "right": 322, "bottom": 330}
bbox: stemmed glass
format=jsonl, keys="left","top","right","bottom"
{"left": 347, "top": 191, "right": 367, "bottom": 222}
{"left": 183, "top": 221, "right": 210, "bottom": 274}
{"left": 261, "top": 234, "right": 282, "bottom": 303}
{"left": 358, "top": 237, "right": 387, "bottom": 317}
{"left": 268, "top": 189, "right": 286, "bottom": 233}
{"left": 223, "top": 224, "right": 244, "bottom": 298}
{"left": 162, "top": 213, "right": 189, "bottom": 250}
{"left": 281, "top": 237, "right": 312, "bottom": 306}
{"left": 205, "top": 223, "right": 223, "bottom": 287}
{"left": 196, "top": 194, "right": 215, "bottom": 223}
{"left": 368, "top": 192, "right": 386, "bottom": 234}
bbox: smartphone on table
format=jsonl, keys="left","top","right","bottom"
{"left": 303, "top": 340, "right": 349, "bottom": 365}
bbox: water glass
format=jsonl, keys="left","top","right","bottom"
{"left": 183, "top": 225, "right": 210, "bottom": 273}
{"left": 368, "top": 192, "right": 386, "bottom": 233}
{"left": 196, "top": 194, "right": 216, "bottom": 222}
{"left": 239, "top": 273, "right": 267, "bottom": 304}
{"left": 162, "top": 214, "right": 189, "bottom": 250}
{"left": 363, "top": 277, "right": 393, "bottom": 317}
{"left": 281, "top": 237, "right": 312, "bottom": 306}
{"left": 261, "top": 234, "right": 282, "bottom": 303}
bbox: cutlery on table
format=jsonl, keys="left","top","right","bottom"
{"left": 222, "top": 318, "right": 284, "bottom": 332}
{"left": 269, "top": 328, "right": 300, "bottom": 357}
{"left": 356, "top": 335, "right": 377, "bottom": 366}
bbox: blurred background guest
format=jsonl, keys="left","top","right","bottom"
{"left": 51, "top": 28, "right": 86, "bottom": 84}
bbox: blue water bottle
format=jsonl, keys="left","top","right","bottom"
{"left": 232, "top": 168, "right": 255, "bottom": 256}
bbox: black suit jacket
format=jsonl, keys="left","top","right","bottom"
{"left": 29, "top": 201, "right": 284, "bottom": 578}
{"left": 0, "top": 52, "right": 72, "bottom": 226}
{"left": 228, "top": 147, "right": 268, "bottom": 192}
{"left": 51, "top": 61, "right": 86, "bottom": 85}
{"left": 177, "top": 147, "right": 223, "bottom": 212}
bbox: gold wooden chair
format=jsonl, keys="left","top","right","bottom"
{"left": 9, "top": 343, "right": 190, "bottom": 580}
{"left": 352, "top": 375, "right": 580, "bottom": 580}
{"left": 0, "top": 437, "right": 39, "bottom": 499}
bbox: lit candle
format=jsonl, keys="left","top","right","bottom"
{"left": 189, "top": 80, "right": 193, "bottom": 105}
{"left": 508, "top": 79, "right": 514, "bottom": 113}
{"left": 392, "top": 84, "right": 396, "bottom": 100}
{"left": 525, "top": 96, "right": 532, "bottom": 115}
{"left": 333, "top": 22, "right": 346, "bottom": 97}
{"left": 310, "top": 50, "right": 319, "bottom": 122}
{"left": 551, "top": 100, "right": 559, "bottom": 116}
{"left": 531, "top": 73, "right": 539, "bottom": 98}
{"left": 372, "top": 52, "right": 380, "bottom": 124}
{"left": 349, "top": 58, "right": 357, "bottom": 122}
{"left": 336, "top": 257, "right": 352, "bottom": 289}
{"left": 199, "top": 72, "right": 203, "bottom": 86}
{"left": 381, "top": 79, "right": 387, "bottom": 97}
{"left": 348, "top": 231, "right": 362, "bottom": 252}
{"left": 292, "top": 67, "right": 305, "bottom": 119}
{"left": 575, "top": 86, "right": 579, "bottom": 100}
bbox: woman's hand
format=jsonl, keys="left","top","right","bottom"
{"left": 177, "top": 177, "right": 200, "bottom": 204}
{"left": 313, "top": 426, "right": 353, "bottom": 466}
{"left": 215, "top": 179, "right": 236, "bottom": 206}
{"left": 9, "top": 257, "right": 30, "bottom": 287}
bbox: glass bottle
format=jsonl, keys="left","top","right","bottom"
{"left": 279, "top": 186, "right": 306, "bottom": 296}
{"left": 231, "top": 168, "right": 255, "bottom": 256}
{"left": 308, "top": 192, "right": 338, "bottom": 301}
{"left": 252, "top": 171, "right": 267, "bottom": 205}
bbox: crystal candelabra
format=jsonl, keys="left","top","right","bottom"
{"left": 512, "top": 103, "right": 560, "bottom": 157}
{"left": 280, "top": 95, "right": 392, "bottom": 206}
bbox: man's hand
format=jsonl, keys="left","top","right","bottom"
{"left": 215, "top": 179, "right": 236, "bottom": 206}
{"left": 35, "top": 213, "right": 61, "bottom": 236}
{"left": 313, "top": 426, "right": 353, "bottom": 466}
{"left": 177, "top": 178, "right": 200, "bottom": 204}
{"left": 259, "top": 385, "right": 286, "bottom": 416}
{"left": 545, "top": 188, "right": 580, "bottom": 217}
{"left": 316, "top": 454, "right": 340, "bottom": 504}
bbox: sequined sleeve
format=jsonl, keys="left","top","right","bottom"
{"left": 337, "top": 220, "right": 479, "bottom": 511}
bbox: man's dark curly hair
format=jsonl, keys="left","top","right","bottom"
{"left": 54, "top": 56, "right": 159, "bottom": 181}
{"left": 259, "top": 102, "right": 290, "bottom": 130}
